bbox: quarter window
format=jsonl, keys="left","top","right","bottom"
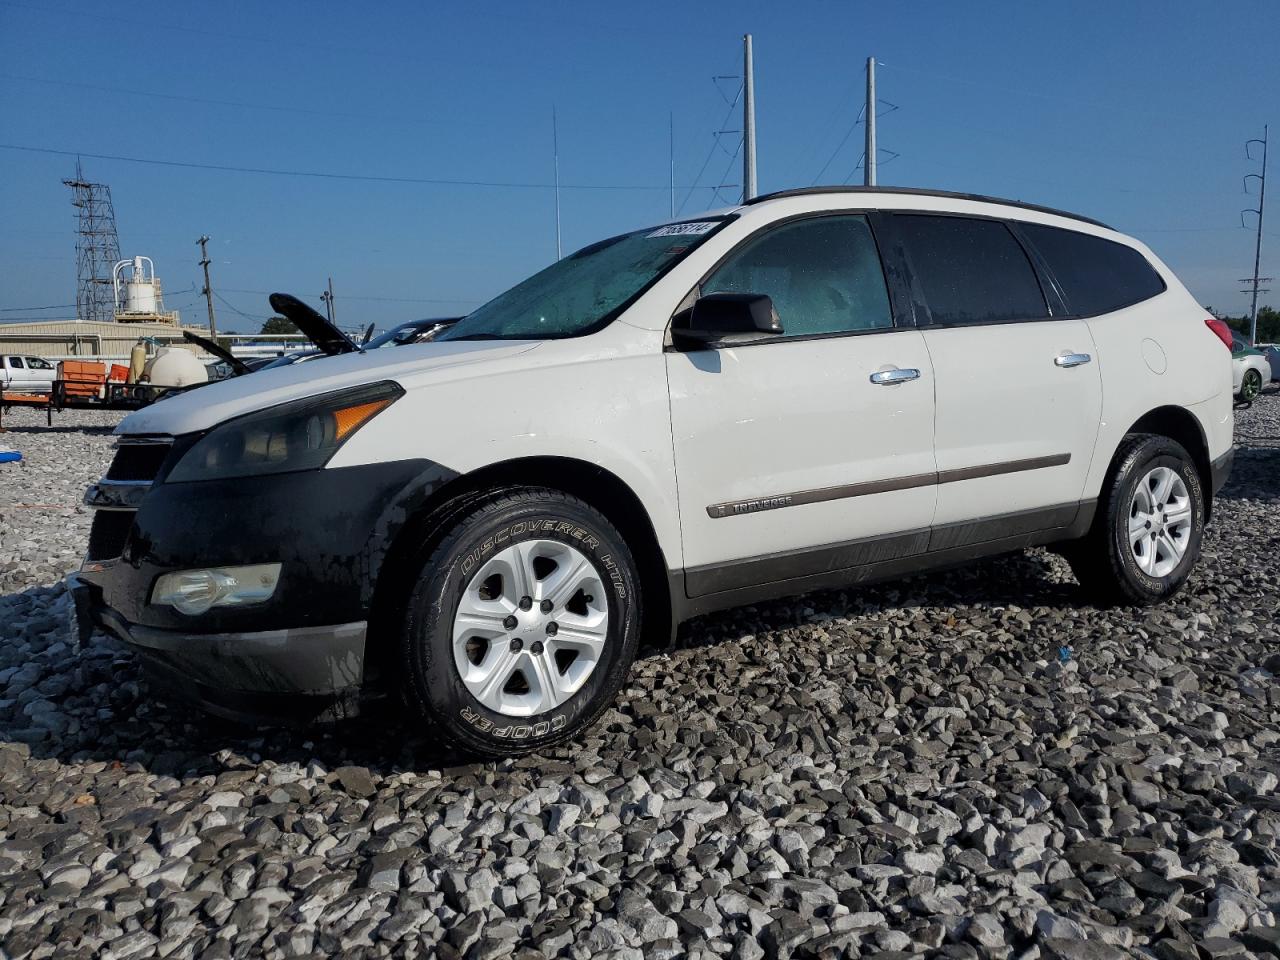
{"left": 700, "top": 215, "right": 893, "bottom": 337}
{"left": 895, "top": 215, "right": 1048, "bottom": 325}
{"left": 1019, "top": 222, "right": 1165, "bottom": 316}
{"left": 9, "top": 357, "right": 23, "bottom": 369}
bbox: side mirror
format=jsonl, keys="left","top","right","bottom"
{"left": 671, "top": 293, "right": 783, "bottom": 348}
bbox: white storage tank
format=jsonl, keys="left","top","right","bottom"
{"left": 113, "top": 256, "right": 163, "bottom": 315}
{"left": 145, "top": 347, "right": 208, "bottom": 388}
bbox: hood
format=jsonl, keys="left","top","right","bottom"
{"left": 118, "top": 338, "right": 540, "bottom": 436}
{"left": 183, "top": 330, "right": 249, "bottom": 375}
{"left": 269, "top": 292, "right": 359, "bottom": 356}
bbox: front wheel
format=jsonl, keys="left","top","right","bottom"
{"left": 1240, "top": 368, "right": 1263, "bottom": 402}
{"left": 1065, "top": 434, "right": 1205, "bottom": 605}
{"left": 399, "top": 487, "right": 641, "bottom": 758}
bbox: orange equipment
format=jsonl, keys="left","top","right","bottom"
{"left": 57, "top": 360, "right": 106, "bottom": 400}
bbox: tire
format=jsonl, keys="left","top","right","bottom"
{"left": 399, "top": 487, "right": 641, "bottom": 758}
{"left": 1066, "top": 434, "right": 1204, "bottom": 605}
{"left": 1240, "top": 368, "right": 1262, "bottom": 403}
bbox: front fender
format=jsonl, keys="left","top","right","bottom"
{"left": 329, "top": 348, "right": 683, "bottom": 569}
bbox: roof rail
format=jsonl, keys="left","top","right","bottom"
{"left": 743, "top": 186, "right": 1112, "bottom": 230}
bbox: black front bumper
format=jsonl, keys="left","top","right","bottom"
{"left": 71, "top": 454, "right": 459, "bottom": 722}
{"left": 68, "top": 571, "right": 369, "bottom": 722}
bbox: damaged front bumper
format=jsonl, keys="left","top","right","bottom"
{"left": 67, "top": 570, "right": 368, "bottom": 723}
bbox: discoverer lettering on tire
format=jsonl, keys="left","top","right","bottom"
{"left": 399, "top": 488, "right": 640, "bottom": 759}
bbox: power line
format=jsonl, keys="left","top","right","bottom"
{"left": 0, "top": 303, "right": 78, "bottom": 312}
{"left": 712, "top": 136, "right": 743, "bottom": 207}
{"left": 212, "top": 290, "right": 268, "bottom": 322}
{"left": 218, "top": 287, "right": 479, "bottom": 305}
{"left": 812, "top": 105, "right": 864, "bottom": 185}
{"left": 0, "top": 72, "right": 435, "bottom": 127}
{"left": 878, "top": 61, "right": 1191, "bottom": 125}
{"left": 0, "top": 143, "right": 722, "bottom": 193}
{"left": 678, "top": 79, "right": 743, "bottom": 215}
{"left": 0, "top": 0, "right": 354, "bottom": 53}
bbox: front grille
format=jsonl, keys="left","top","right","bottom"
{"left": 105, "top": 439, "right": 172, "bottom": 482}
{"left": 86, "top": 437, "right": 171, "bottom": 562}
{"left": 86, "top": 511, "right": 135, "bottom": 562}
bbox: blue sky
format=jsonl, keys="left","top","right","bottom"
{"left": 1, "top": 0, "right": 1276, "bottom": 332}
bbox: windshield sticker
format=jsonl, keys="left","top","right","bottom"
{"left": 647, "top": 221, "right": 718, "bottom": 238}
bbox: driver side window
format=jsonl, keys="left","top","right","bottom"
{"left": 701, "top": 215, "right": 893, "bottom": 337}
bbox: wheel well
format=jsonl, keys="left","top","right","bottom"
{"left": 365, "top": 457, "right": 673, "bottom": 684}
{"left": 1124, "top": 405, "right": 1213, "bottom": 518}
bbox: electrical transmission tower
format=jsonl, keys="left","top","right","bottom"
{"left": 1241, "top": 125, "right": 1269, "bottom": 343}
{"left": 63, "top": 160, "right": 121, "bottom": 324}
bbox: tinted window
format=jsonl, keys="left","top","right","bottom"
{"left": 9, "top": 357, "right": 23, "bottom": 369}
{"left": 1020, "top": 222, "right": 1165, "bottom": 316}
{"left": 701, "top": 215, "right": 892, "bottom": 336}
{"left": 895, "top": 215, "right": 1048, "bottom": 324}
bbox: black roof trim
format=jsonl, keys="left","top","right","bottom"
{"left": 743, "top": 186, "right": 1112, "bottom": 230}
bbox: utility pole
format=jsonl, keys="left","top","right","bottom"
{"left": 553, "top": 106, "right": 562, "bottom": 261}
{"left": 864, "top": 57, "right": 877, "bottom": 187}
{"left": 321, "top": 277, "right": 336, "bottom": 325}
{"left": 197, "top": 235, "right": 218, "bottom": 339}
{"left": 1242, "top": 125, "right": 1269, "bottom": 344}
{"left": 742, "top": 34, "right": 757, "bottom": 202}
{"left": 669, "top": 111, "right": 676, "bottom": 219}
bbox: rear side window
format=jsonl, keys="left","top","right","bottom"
{"left": 894, "top": 215, "right": 1048, "bottom": 325}
{"left": 9, "top": 357, "right": 23, "bottom": 369}
{"left": 1019, "top": 223, "right": 1165, "bottom": 316}
{"left": 701, "top": 215, "right": 893, "bottom": 337}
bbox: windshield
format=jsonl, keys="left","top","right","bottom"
{"left": 439, "top": 218, "right": 729, "bottom": 340}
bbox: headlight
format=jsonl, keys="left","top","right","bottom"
{"left": 166, "top": 381, "right": 402, "bottom": 483}
{"left": 152, "top": 563, "right": 282, "bottom": 615}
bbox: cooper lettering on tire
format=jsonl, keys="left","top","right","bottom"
{"left": 400, "top": 487, "right": 641, "bottom": 759}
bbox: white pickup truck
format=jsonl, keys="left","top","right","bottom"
{"left": 0, "top": 355, "right": 57, "bottom": 394}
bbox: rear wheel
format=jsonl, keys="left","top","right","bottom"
{"left": 1240, "top": 368, "right": 1262, "bottom": 402}
{"left": 1066, "top": 434, "right": 1204, "bottom": 605}
{"left": 399, "top": 487, "right": 640, "bottom": 758}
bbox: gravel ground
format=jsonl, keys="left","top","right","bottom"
{"left": 0, "top": 399, "right": 1278, "bottom": 960}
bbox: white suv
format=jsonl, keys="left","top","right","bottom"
{"left": 70, "top": 187, "right": 1234, "bottom": 757}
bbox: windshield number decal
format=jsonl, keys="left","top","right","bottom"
{"left": 647, "top": 222, "right": 718, "bottom": 238}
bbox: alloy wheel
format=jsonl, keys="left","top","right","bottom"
{"left": 1241, "top": 369, "right": 1262, "bottom": 402}
{"left": 1127, "top": 466, "right": 1192, "bottom": 578}
{"left": 451, "top": 539, "right": 609, "bottom": 716}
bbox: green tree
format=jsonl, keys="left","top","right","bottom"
{"left": 1207, "top": 305, "right": 1279, "bottom": 343}
{"left": 259, "top": 316, "right": 298, "bottom": 336}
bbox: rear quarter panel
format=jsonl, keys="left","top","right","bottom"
{"left": 1082, "top": 247, "right": 1232, "bottom": 498}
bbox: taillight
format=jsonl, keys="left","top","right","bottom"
{"left": 1205, "top": 317, "right": 1234, "bottom": 350}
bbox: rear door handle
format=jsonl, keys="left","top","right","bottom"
{"left": 869, "top": 367, "right": 921, "bottom": 385}
{"left": 1055, "top": 352, "right": 1091, "bottom": 368}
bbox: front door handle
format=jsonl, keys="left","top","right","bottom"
{"left": 1055, "top": 352, "right": 1091, "bottom": 368}
{"left": 869, "top": 367, "right": 921, "bottom": 385}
